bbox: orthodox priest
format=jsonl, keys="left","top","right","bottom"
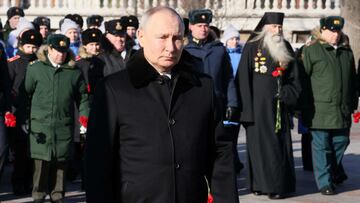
{"left": 236, "top": 12, "right": 301, "bottom": 199}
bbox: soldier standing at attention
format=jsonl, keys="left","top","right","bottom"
{"left": 301, "top": 16, "right": 357, "bottom": 195}
{"left": 19, "top": 34, "right": 89, "bottom": 203}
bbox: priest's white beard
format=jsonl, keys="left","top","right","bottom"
{"left": 262, "top": 31, "right": 293, "bottom": 65}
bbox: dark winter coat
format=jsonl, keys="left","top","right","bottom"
{"left": 7, "top": 50, "right": 37, "bottom": 112}
{"left": 98, "top": 37, "right": 136, "bottom": 76}
{"left": 85, "top": 50, "right": 238, "bottom": 203}
{"left": 185, "top": 35, "right": 238, "bottom": 115}
{"left": 0, "top": 43, "right": 11, "bottom": 113}
{"left": 76, "top": 46, "right": 105, "bottom": 98}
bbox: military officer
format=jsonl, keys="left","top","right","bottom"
{"left": 7, "top": 29, "right": 42, "bottom": 195}
{"left": 301, "top": 16, "right": 357, "bottom": 195}
{"left": 19, "top": 34, "right": 89, "bottom": 203}
{"left": 32, "top": 16, "right": 51, "bottom": 42}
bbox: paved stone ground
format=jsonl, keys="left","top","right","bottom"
{"left": 1, "top": 119, "right": 360, "bottom": 203}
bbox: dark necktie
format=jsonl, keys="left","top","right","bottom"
{"left": 157, "top": 75, "right": 172, "bottom": 93}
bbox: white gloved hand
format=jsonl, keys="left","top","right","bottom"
{"left": 21, "top": 124, "right": 29, "bottom": 134}
{"left": 80, "top": 125, "right": 87, "bottom": 134}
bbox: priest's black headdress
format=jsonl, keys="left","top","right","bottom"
{"left": 248, "top": 12, "right": 284, "bottom": 41}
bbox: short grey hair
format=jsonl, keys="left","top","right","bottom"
{"left": 139, "top": 6, "right": 185, "bottom": 34}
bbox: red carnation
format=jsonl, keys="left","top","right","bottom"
{"left": 5, "top": 112, "right": 16, "bottom": 127}
{"left": 272, "top": 67, "right": 285, "bottom": 77}
{"left": 207, "top": 193, "right": 213, "bottom": 203}
{"left": 79, "top": 116, "right": 88, "bottom": 128}
{"left": 87, "top": 84, "right": 91, "bottom": 93}
{"left": 353, "top": 111, "right": 360, "bottom": 123}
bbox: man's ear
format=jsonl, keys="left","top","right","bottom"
{"left": 137, "top": 29, "right": 144, "bottom": 47}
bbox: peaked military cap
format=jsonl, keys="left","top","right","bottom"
{"left": 7, "top": 7, "right": 24, "bottom": 19}
{"left": 105, "top": 19, "right": 126, "bottom": 36}
{"left": 188, "top": 9, "right": 212, "bottom": 24}
{"left": 47, "top": 34, "right": 70, "bottom": 53}
{"left": 320, "top": 16, "right": 344, "bottom": 31}
{"left": 19, "top": 29, "right": 43, "bottom": 47}
{"left": 82, "top": 28, "right": 102, "bottom": 45}
{"left": 86, "top": 15, "right": 104, "bottom": 28}
{"left": 33, "top": 16, "right": 51, "bottom": 29}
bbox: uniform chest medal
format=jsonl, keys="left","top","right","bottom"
{"left": 254, "top": 49, "right": 267, "bottom": 74}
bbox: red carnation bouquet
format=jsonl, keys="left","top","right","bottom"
{"left": 353, "top": 111, "right": 360, "bottom": 123}
{"left": 87, "top": 84, "right": 91, "bottom": 93}
{"left": 272, "top": 67, "right": 285, "bottom": 77}
{"left": 272, "top": 67, "right": 285, "bottom": 134}
{"left": 5, "top": 112, "right": 16, "bottom": 127}
{"left": 79, "top": 116, "right": 88, "bottom": 128}
{"left": 207, "top": 193, "right": 213, "bottom": 203}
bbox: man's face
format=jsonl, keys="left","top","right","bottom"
{"left": 127, "top": 26, "right": 137, "bottom": 39}
{"left": 106, "top": 33, "right": 126, "bottom": 52}
{"left": 9, "top": 15, "right": 20, "bottom": 29}
{"left": 266, "top": 24, "right": 283, "bottom": 36}
{"left": 321, "top": 29, "right": 341, "bottom": 45}
{"left": 84, "top": 42, "right": 101, "bottom": 55}
{"left": 65, "top": 28, "right": 79, "bottom": 43}
{"left": 137, "top": 10, "right": 184, "bottom": 73}
{"left": 189, "top": 23, "right": 209, "bottom": 40}
{"left": 22, "top": 44, "right": 38, "bottom": 54}
{"left": 39, "top": 25, "right": 49, "bottom": 39}
{"left": 48, "top": 47, "right": 67, "bottom": 64}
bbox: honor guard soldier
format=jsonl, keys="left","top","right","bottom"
{"left": 99, "top": 19, "right": 136, "bottom": 76}
{"left": 33, "top": 17, "right": 51, "bottom": 42}
{"left": 3, "top": 7, "right": 25, "bottom": 42}
{"left": 7, "top": 29, "right": 42, "bottom": 195}
{"left": 86, "top": 15, "right": 104, "bottom": 29}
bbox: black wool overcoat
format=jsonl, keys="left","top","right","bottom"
{"left": 85, "top": 49, "right": 238, "bottom": 203}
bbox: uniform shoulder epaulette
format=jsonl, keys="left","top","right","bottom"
{"left": 305, "top": 39, "right": 318, "bottom": 47}
{"left": 29, "top": 59, "right": 40, "bottom": 65}
{"left": 7, "top": 55, "right": 20, "bottom": 63}
{"left": 75, "top": 55, "right": 81, "bottom": 61}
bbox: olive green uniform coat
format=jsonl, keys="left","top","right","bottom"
{"left": 301, "top": 32, "right": 358, "bottom": 129}
{"left": 23, "top": 45, "right": 89, "bottom": 161}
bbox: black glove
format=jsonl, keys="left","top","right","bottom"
{"left": 225, "top": 106, "right": 240, "bottom": 122}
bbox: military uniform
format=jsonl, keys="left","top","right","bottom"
{"left": 301, "top": 16, "right": 357, "bottom": 195}
{"left": 19, "top": 34, "right": 89, "bottom": 202}
{"left": 2, "top": 7, "right": 25, "bottom": 42}
{"left": 0, "top": 43, "right": 11, "bottom": 183}
{"left": 33, "top": 16, "right": 51, "bottom": 43}
{"left": 99, "top": 19, "right": 136, "bottom": 76}
{"left": 7, "top": 29, "right": 42, "bottom": 195}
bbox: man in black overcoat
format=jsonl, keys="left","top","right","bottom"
{"left": 85, "top": 6, "right": 238, "bottom": 203}
{"left": 235, "top": 12, "right": 301, "bottom": 199}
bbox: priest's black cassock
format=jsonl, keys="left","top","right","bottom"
{"left": 235, "top": 12, "right": 301, "bottom": 195}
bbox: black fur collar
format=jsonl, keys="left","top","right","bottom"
{"left": 127, "top": 49, "right": 202, "bottom": 88}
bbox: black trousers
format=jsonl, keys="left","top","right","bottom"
{"left": 301, "top": 132, "right": 313, "bottom": 170}
{"left": 8, "top": 127, "right": 33, "bottom": 193}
